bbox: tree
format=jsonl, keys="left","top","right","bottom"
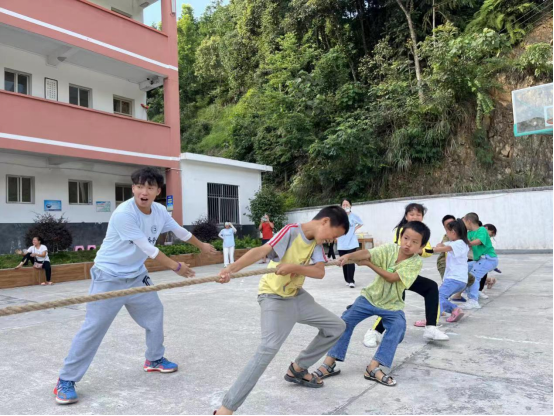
{"left": 25, "top": 213, "right": 73, "bottom": 253}
{"left": 393, "top": 0, "right": 425, "bottom": 103}
{"left": 247, "top": 186, "right": 288, "bottom": 231}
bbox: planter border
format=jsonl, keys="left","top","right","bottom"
{"left": 0, "top": 249, "right": 250, "bottom": 289}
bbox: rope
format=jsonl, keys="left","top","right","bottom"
{"left": 0, "top": 260, "right": 349, "bottom": 317}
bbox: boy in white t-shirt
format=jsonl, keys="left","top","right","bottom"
{"left": 54, "top": 167, "right": 217, "bottom": 405}
{"left": 433, "top": 218, "right": 470, "bottom": 323}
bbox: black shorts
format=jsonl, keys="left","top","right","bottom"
{"left": 261, "top": 239, "right": 270, "bottom": 245}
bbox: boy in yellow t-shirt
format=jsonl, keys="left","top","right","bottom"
{"left": 315, "top": 221, "right": 430, "bottom": 387}
{"left": 214, "top": 206, "right": 350, "bottom": 415}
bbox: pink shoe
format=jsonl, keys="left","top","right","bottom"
{"left": 414, "top": 319, "right": 426, "bottom": 327}
{"left": 446, "top": 308, "right": 464, "bottom": 323}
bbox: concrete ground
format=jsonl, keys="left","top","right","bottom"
{"left": 0, "top": 253, "right": 552, "bottom": 415}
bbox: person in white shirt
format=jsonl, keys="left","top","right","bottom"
{"left": 219, "top": 222, "right": 237, "bottom": 266}
{"left": 433, "top": 219, "right": 470, "bottom": 323}
{"left": 54, "top": 167, "right": 217, "bottom": 405}
{"left": 15, "top": 236, "right": 52, "bottom": 285}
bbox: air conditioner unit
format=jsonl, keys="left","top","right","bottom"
{"left": 139, "top": 76, "right": 164, "bottom": 92}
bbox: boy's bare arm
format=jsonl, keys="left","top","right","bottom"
{"left": 276, "top": 262, "right": 325, "bottom": 279}
{"left": 469, "top": 238, "right": 482, "bottom": 246}
{"left": 218, "top": 245, "right": 273, "bottom": 283}
{"left": 359, "top": 259, "right": 401, "bottom": 283}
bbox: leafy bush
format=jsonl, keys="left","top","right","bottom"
{"left": 515, "top": 43, "right": 553, "bottom": 78}
{"left": 247, "top": 186, "right": 288, "bottom": 231}
{"left": 25, "top": 213, "right": 73, "bottom": 253}
{"left": 191, "top": 216, "right": 219, "bottom": 242}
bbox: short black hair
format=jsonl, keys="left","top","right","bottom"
{"left": 313, "top": 205, "right": 350, "bottom": 234}
{"left": 131, "top": 167, "right": 164, "bottom": 188}
{"left": 464, "top": 212, "right": 480, "bottom": 225}
{"left": 341, "top": 198, "right": 353, "bottom": 206}
{"left": 33, "top": 236, "right": 43, "bottom": 244}
{"left": 401, "top": 221, "right": 431, "bottom": 247}
{"left": 442, "top": 215, "right": 455, "bottom": 225}
{"left": 484, "top": 223, "right": 497, "bottom": 235}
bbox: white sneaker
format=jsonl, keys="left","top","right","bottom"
{"left": 349, "top": 283, "right": 356, "bottom": 288}
{"left": 459, "top": 299, "right": 481, "bottom": 310}
{"left": 363, "top": 329, "right": 382, "bottom": 348}
{"left": 479, "top": 292, "right": 489, "bottom": 299}
{"left": 423, "top": 326, "right": 449, "bottom": 341}
{"left": 346, "top": 283, "right": 350, "bottom": 287}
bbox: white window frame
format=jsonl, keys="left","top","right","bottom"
{"left": 69, "top": 84, "right": 92, "bottom": 108}
{"left": 115, "top": 183, "right": 133, "bottom": 206}
{"left": 6, "top": 175, "right": 34, "bottom": 204}
{"left": 207, "top": 183, "right": 240, "bottom": 224}
{"left": 68, "top": 180, "right": 93, "bottom": 205}
{"left": 113, "top": 95, "right": 134, "bottom": 117}
{"left": 4, "top": 68, "right": 32, "bottom": 95}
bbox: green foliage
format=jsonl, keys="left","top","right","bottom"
{"left": 25, "top": 213, "right": 73, "bottom": 253}
{"left": 143, "top": 0, "right": 551, "bottom": 207}
{"left": 191, "top": 216, "right": 219, "bottom": 242}
{"left": 0, "top": 250, "right": 98, "bottom": 269}
{"left": 471, "top": 128, "right": 495, "bottom": 166}
{"left": 515, "top": 42, "right": 554, "bottom": 78}
{"left": 466, "top": 0, "right": 542, "bottom": 44}
{"left": 247, "top": 186, "right": 288, "bottom": 231}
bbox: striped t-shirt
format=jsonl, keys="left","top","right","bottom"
{"left": 258, "top": 223, "right": 327, "bottom": 297}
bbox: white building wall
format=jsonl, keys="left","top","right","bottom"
{"left": 0, "top": 151, "right": 139, "bottom": 223}
{"left": 286, "top": 188, "right": 553, "bottom": 251}
{"left": 0, "top": 44, "right": 148, "bottom": 120}
{"left": 180, "top": 160, "right": 263, "bottom": 225}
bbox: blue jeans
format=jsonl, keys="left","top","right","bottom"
{"left": 439, "top": 279, "right": 467, "bottom": 314}
{"left": 327, "top": 296, "right": 406, "bottom": 368}
{"left": 466, "top": 255, "right": 499, "bottom": 301}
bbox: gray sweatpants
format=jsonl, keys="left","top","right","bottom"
{"left": 222, "top": 289, "right": 346, "bottom": 411}
{"left": 59, "top": 266, "right": 165, "bottom": 382}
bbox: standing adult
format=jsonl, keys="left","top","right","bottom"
{"left": 337, "top": 199, "right": 364, "bottom": 288}
{"left": 219, "top": 222, "right": 237, "bottom": 267}
{"left": 54, "top": 167, "right": 217, "bottom": 405}
{"left": 258, "top": 213, "right": 274, "bottom": 264}
{"left": 15, "top": 236, "right": 52, "bottom": 285}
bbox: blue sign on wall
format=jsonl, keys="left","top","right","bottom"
{"left": 166, "top": 195, "right": 174, "bottom": 211}
{"left": 44, "top": 200, "right": 62, "bottom": 211}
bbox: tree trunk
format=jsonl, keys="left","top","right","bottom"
{"left": 432, "top": 0, "right": 436, "bottom": 45}
{"left": 395, "top": 0, "right": 424, "bottom": 103}
{"left": 357, "top": 0, "right": 369, "bottom": 55}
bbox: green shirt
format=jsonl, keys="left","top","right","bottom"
{"left": 468, "top": 227, "right": 497, "bottom": 260}
{"left": 361, "top": 243, "right": 422, "bottom": 311}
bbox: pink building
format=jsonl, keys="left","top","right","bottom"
{"left": 0, "top": 0, "right": 183, "bottom": 252}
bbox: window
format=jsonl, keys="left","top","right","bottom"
{"left": 69, "top": 85, "right": 91, "bottom": 108}
{"left": 111, "top": 7, "right": 132, "bottom": 18}
{"left": 6, "top": 175, "right": 34, "bottom": 203}
{"left": 5, "top": 69, "right": 31, "bottom": 95}
{"left": 115, "top": 184, "right": 133, "bottom": 206}
{"left": 207, "top": 183, "right": 239, "bottom": 224}
{"left": 113, "top": 96, "right": 133, "bottom": 116}
{"left": 69, "top": 180, "right": 92, "bottom": 204}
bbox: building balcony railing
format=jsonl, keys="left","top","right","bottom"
{"left": 0, "top": 90, "right": 177, "bottom": 167}
{"left": 0, "top": 0, "right": 174, "bottom": 72}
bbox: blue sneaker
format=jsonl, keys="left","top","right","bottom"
{"left": 143, "top": 357, "right": 178, "bottom": 373}
{"left": 54, "top": 378, "right": 78, "bottom": 404}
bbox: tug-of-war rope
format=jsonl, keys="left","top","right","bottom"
{"left": 0, "top": 259, "right": 356, "bottom": 317}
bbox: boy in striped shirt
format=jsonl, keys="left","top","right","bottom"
{"left": 214, "top": 206, "right": 350, "bottom": 415}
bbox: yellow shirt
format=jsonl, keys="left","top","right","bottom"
{"left": 258, "top": 224, "right": 326, "bottom": 297}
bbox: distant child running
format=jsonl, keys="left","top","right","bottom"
{"left": 433, "top": 219, "right": 470, "bottom": 323}
{"left": 314, "top": 221, "right": 431, "bottom": 387}
{"left": 214, "top": 206, "right": 350, "bottom": 415}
